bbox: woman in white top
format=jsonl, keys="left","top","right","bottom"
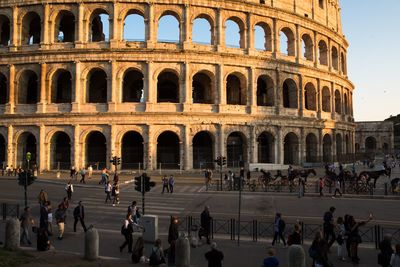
{"left": 391, "top": 244, "right": 400, "bottom": 267}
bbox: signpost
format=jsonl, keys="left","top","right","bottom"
{"left": 215, "top": 156, "right": 227, "bottom": 191}
{"left": 134, "top": 173, "right": 156, "bottom": 215}
{"left": 18, "top": 152, "right": 35, "bottom": 208}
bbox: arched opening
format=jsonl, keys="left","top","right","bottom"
{"left": 121, "top": 131, "right": 144, "bottom": 169}
{"left": 334, "top": 90, "right": 341, "bottom": 114}
{"left": 306, "top": 133, "right": 318, "bottom": 163}
{"left": 280, "top": 28, "right": 295, "bottom": 56}
{"left": 0, "top": 72, "right": 8, "bottom": 104}
{"left": 192, "top": 131, "right": 214, "bottom": 169}
{"left": 227, "top": 132, "right": 246, "bottom": 167}
{"left": 51, "top": 69, "right": 72, "bottom": 103}
{"left": 192, "top": 72, "right": 213, "bottom": 104}
{"left": 283, "top": 79, "right": 298, "bottom": 108}
{"left": 341, "top": 52, "right": 347, "bottom": 74}
{"left": 226, "top": 74, "right": 246, "bottom": 105}
{"left": 157, "top": 131, "right": 180, "bottom": 169}
{"left": 301, "top": 34, "right": 313, "bottom": 61}
{"left": 50, "top": 132, "right": 71, "bottom": 170}
{"left": 382, "top": 143, "right": 389, "bottom": 154}
{"left": 157, "top": 71, "right": 179, "bottom": 103}
{"left": 86, "top": 131, "right": 107, "bottom": 169}
{"left": 257, "top": 75, "right": 274, "bottom": 106}
{"left": 331, "top": 46, "right": 339, "bottom": 70}
{"left": 55, "top": 11, "right": 75, "bottom": 42}
{"left": 90, "top": 9, "right": 109, "bottom": 42}
{"left": 0, "top": 134, "right": 6, "bottom": 164}
{"left": 322, "top": 86, "right": 331, "bottom": 112}
{"left": 22, "top": 12, "right": 41, "bottom": 45}
{"left": 319, "top": 0, "right": 324, "bottom": 9}
{"left": 122, "top": 69, "right": 144, "bottom": 103}
{"left": 284, "top": 132, "right": 299, "bottom": 165}
{"left": 254, "top": 23, "right": 272, "bottom": 51}
{"left": 304, "top": 83, "right": 317, "bottom": 111}
{"left": 365, "top": 137, "right": 377, "bottom": 154}
{"left": 318, "top": 40, "right": 328, "bottom": 65}
{"left": 0, "top": 15, "right": 10, "bottom": 46}
{"left": 323, "top": 134, "right": 332, "bottom": 162}
{"left": 258, "top": 132, "right": 274, "bottom": 163}
{"left": 225, "top": 18, "right": 244, "bottom": 48}
{"left": 158, "top": 14, "right": 180, "bottom": 43}
{"left": 336, "top": 134, "right": 343, "bottom": 159}
{"left": 18, "top": 70, "right": 39, "bottom": 104}
{"left": 87, "top": 68, "right": 107, "bottom": 103}
{"left": 123, "top": 13, "right": 145, "bottom": 41}
{"left": 17, "top": 132, "right": 37, "bottom": 168}
{"left": 192, "top": 17, "right": 212, "bottom": 45}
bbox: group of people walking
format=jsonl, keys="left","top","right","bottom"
{"left": 69, "top": 165, "right": 93, "bottom": 183}
{"left": 161, "top": 175, "right": 175, "bottom": 194}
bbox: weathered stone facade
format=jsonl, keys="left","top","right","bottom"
{"left": 355, "top": 122, "right": 394, "bottom": 156}
{"left": 0, "top": 0, "right": 355, "bottom": 171}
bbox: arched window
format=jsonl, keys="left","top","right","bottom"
{"left": 318, "top": 40, "right": 328, "bottom": 65}
{"left": 51, "top": 69, "right": 72, "bottom": 103}
{"left": 192, "top": 17, "right": 212, "bottom": 45}
{"left": 158, "top": 14, "right": 180, "bottom": 43}
{"left": 256, "top": 75, "right": 274, "bottom": 106}
{"left": 254, "top": 23, "right": 272, "bottom": 51}
{"left": 323, "top": 134, "right": 332, "bottom": 162}
{"left": 282, "top": 79, "right": 297, "bottom": 108}
{"left": 55, "top": 11, "right": 75, "bottom": 42}
{"left": 0, "top": 134, "right": 5, "bottom": 164}
{"left": 225, "top": 18, "right": 244, "bottom": 48}
{"left": 284, "top": 132, "right": 299, "bottom": 165}
{"left": 301, "top": 34, "right": 313, "bottom": 61}
{"left": 50, "top": 132, "right": 71, "bottom": 169}
{"left": 331, "top": 46, "right": 339, "bottom": 70}
{"left": 280, "top": 28, "right": 295, "bottom": 56}
{"left": 17, "top": 132, "right": 37, "bottom": 168}
{"left": 22, "top": 12, "right": 41, "bottom": 45}
{"left": 304, "top": 83, "right": 317, "bottom": 111}
{"left": 90, "top": 10, "right": 109, "bottom": 42}
{"left": 123, "top": 13, "right": 145, "bottom": 41}
{"left": 334, "top": 90, "right": 341, "bottom": 114}
{"left": 258, "top": 132, "right": 274, "bottom": 163}
{"left": 157, "top": 131, "right": 180, "bottom": 169}
{"left": 226, "top": 74, "right": 246, "bottom": 105}
{"left": 18, "top": 70, "right": 39, "bottom": 104}
{"left": 322, "top": 86, "right": 331, "bottom": 112}
{"left": 122, "top": 69, "right": 144, "bottom": 102}
{"left": 227, "top": 132, "right": 247, "bottom": 167}
{"left": 157, "top": 71, "right": 179, "bottom": 103}
{"left": 306, "top": 133, "right": 318, "bottom": 163}
{"left": 121, "top": 131, "right": 144, "bottom": 169}
{"left": 85, "top": 131, "right": 107, "bottom": 169}
{"left": 87, "top": 69, "right": 107, "bottom": 103}
{"left": 192, "top": 72, "right": 213, "bottom": 104}
{"left": 193, "top": 131, "right": 214, "bottom": 169}
{"left": 0, "top": 15, "right": 10, "bottom": 46}
{"left": 0, "top": 72, "right": 8, "bottom": 104}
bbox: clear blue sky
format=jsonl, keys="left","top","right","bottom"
{"left": 341, "top": 0, "right": 400, "bottom": 121}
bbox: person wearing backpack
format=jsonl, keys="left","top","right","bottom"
{"left": 272, "top": 213, "right": 286, "bottom": 246}
{"left": 120, "top": 213, "right": 134, "bottom": 253}
{"left": 149, "top": 239, "right": 166, "bottom": 266}
{"left": 323, "top": 206, "right": 336, "bottom": 248}
{"left": 309, "top": 231, "right": 330, "bottom": 267}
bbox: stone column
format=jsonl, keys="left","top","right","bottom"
{"left": 73, "top": 125, "right": 81, "bottom": 168}
{"left": 146, "top": 3, "right": 156, "bottom": 48}
{"left": 332, "top": 129, "right": 337, "bottom": 161}
{"left": 249, "top": 67, "right": 256, "bottom": 111}
{"left": 10, "top": 6, "right": 18, "bottom": 50}
{"left": 41, "top": 4, "right": 49, "bottom": 47}
{"left": 37, "top": 63, "right": 47, "bottom": 113}
{"left": 331, "top": 82, "right": 335, "bottom": 119}
{"left": 317, "top": 78, "right": 322, "bottom": 118}
{"left": 5, "top": 218, "right": 20, "bottom": 251}
{"left": 313, "top": 31, "right": 318, "bottom": 68}
{"left": 183, "top": 63, "right": 192, "bottom": 109}
{"left": 5, "top": 64, "right": 15, "bottom": 114}
{"left": 218, "top": 64, "right": 225, "bottom": 105}
{"left": 145, "top": 61, "right": 155, "bottom": 111}
{"left": 182, "top": 5, "right": 191, "bottom": 49}
{"left": 145, "top": 125, "right": 155, "bottom": 170}
{"left": 108, "top": 60, "right": 117, "bottom": 112}
{"left": 272, "top": 18, "right": 278, "bottom": 58}
{"left": 275, "top": 67, "right": 281, "bottom": 115}
{"left": 110, "top": 3, "right": 119, "bottom": 47}
{"left": 250, "top": 126, "right": 257, "bottom": 163}
{"left": 288, "top": 245, "right": 305, "bottom": 267}
{"left": 39, "top": 124, "right": 46, "bottom": 171}
{"left": 295, "top": 24, "right": 301, "bottom": 63}
{"left": 276, "top": 126, "right": 283, "bottom": 164}
{"left": 318, "top": 128, "right": 323, "bottom": 161}
{"left": 72, "top": 61, "right": 81, "bottom": 112}
{"left": 109, "top": 125, "right": 116, "bottom": 170}
{"left": 183, "top": 125, "right": 191, "bottom": 170}
{"left": 328, "top": 38, "right": 332, "bottom": 71}
{"left": 246, "top": 13, "right": 254, "bottom": 54}
{"left": 298, "top": 74, "right": 303, "bottom": 117}
{"left": 84, "top": 228, "right": 99, "bottom": 261}
{"left": 216, "top": 8, "right": 224, "bottom": 51}
{"left": 76, "top": 3, "right": 84, "bottom": 46}
{"left": 7, "top": 125, "right": 14, "bottom": 167}
{"left": 299, "top": 128, "right": 305, "bottom": 164}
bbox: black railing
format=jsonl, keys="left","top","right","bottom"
{"left": 1, "top": 203, "right": 20, "bottom": 220}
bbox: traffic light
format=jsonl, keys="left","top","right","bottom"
{"left": 143, "top": 173, "right": 156, "bottom": 192}
{"left": 222, "top": 157, "right": 227, "bottom": 166}
{"left": 18, "top": 171, "right": 36, "bottom": 187}
{"left": 110, "top": 156, "right": 116, "bottom": 165}
{"left": 134, "top": 176, "right": 142, "bottom": 193}
{"left": 117, "top": 157, "right": 121, "bottom": 165}
{"left": 215, "top": 156, "right": 221, "bottom": 166}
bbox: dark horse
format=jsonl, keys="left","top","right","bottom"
{"left": 289, "top": 168, "right": 317, "bottom": 182}
{"left": 359, "top": 169, "right": 390, "bottom": 188}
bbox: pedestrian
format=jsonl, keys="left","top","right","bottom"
{"left": 79, "top": 167, "right": 86, "bottom": 184}
{"left": 205, "top": 242, "right": 224, "bottom": 267}
{"left": 162, "top": 175, "right": 169, "bottom": 193}
{"left": 298, "top": 177, "right": 305, "bottom": 198}
{"left": 199, "top": 206, "right": 212, "bottom": 244}
{"left": 105, "top": 181, "right": 112, "bottom": 203}
{"left": 262, "top": 248, "right": 279, "bottom": 267}
{"left": 309, "top": 231, "right": 329, "bottom": 267}
{"left": 132, "top": 236, "right": 148, "bottom": 263}
{"left": 336, "top": 217, "right": 346, "bottom": 261}
{"left": 120, "top": 213, "right": 134, "bottom": 253}
{"left": 70, "top": 166, "right": 76, "bottom": 180}
{"left": 54, "top": 204, "right": 66, "bottom": 240}
{"left": 128, "top": 201, "right": 137, "bottom": 216}
{"left": 20, "top": 206, "right": 34, "bottom": 245}
{"left": 323, "top": 206, "right": 336, "bottom": 248}
{"left": 379, "top": 234, "right": 394, "bottom": 267}
{"left": 168, "top": 175, "right": 175, "bottom": 193}
{"left": 47, "top": 201, "right": 53, "bottom": 236}
{"left": 287, "top": 223, "right": 301, "bottom": 246}
{"left": 112, "top": 182, "right": 120, "bottom": 206}
{"left": 348, "top": 214, "right": 373, "bottom": 263}
{"left": 319, "top": 177, "right": 325, "bottom": 197}
{"left": 99, "top": 167, "right": 109, "bottom": 185}
{"left": 73, "top": 201, "right": 87, "bottom": 232}
{"left": 88, "top": 165, "right": 93, "bottom": 179}
{"left": 37, "top": 189, "right": 48, "bottom": 206}
{"left": 65, "top": 180, "right": 74, "bottom": 200}
{"left": 149, "top": 239, "right": 166, "bottom": 266}
{"left": 390, "top": 244, "right": 400, "bottom": 267}
{"left": 39, "top": 201, "right": 49, "bottom": 232}
{"left": 332, "top": 179, "right": 342, "bottom": 198}
{"left": 272, "top": 213, "right": 286, "bottom": 246}
{"left": 167, "top": 216, "right": 179, "bottom": 266}
{"left": 60, "top": 196, "right": 69, "bottom": 210}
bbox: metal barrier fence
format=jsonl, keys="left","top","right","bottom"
{"left": 0, "top": 203, "right": 20, "bottom": 220}
{"left": 176, "top": 215, "right": 400, "bottom": 249}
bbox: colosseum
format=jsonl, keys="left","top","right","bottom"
{"left": 0, "top": 0, "right": 355, "bottom": 171}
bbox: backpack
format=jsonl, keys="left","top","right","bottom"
{"left": 279, "top": 219, "right": 286, "bottom": 231}
{"left": 308, "top": 244, "right": 318, "bottom": 259}
{"left": 149, "top": 248, "right": 159, "bottom": 266}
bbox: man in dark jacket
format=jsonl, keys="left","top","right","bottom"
{"left": 200, "top": 206, "right": 212, "bottom": 244}
{"left": 379, "top": 234, "right": 394, "bottom": 267}
{"left": 205, "top": 242, "right": 224, "bottom": 267}
{"left": 73, "top": 201, "right": 87, "bottom": 232}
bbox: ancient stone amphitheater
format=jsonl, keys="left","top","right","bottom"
{"left": 0, "top": 0, "right": 354, "bottom": 171}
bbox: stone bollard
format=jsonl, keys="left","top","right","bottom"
{"left": 288, "top": 245, "right": 305, "bottom": 267}
{"left": 5, "top": 218, "right": 20, "bottom": 251}
{"left": 84, "top": 227, "right": 99, "bottom": 261}
{"left": 175, "top": 233, "right": 191, "bottom": 267}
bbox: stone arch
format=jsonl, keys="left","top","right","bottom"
{"left": 336, "top": 133, "right": 343, "bottom": 159}
{"left": 123, "top": 11, "right": 145, "bottom": 41}
{"left": 257, "top": 75, "right": 274, "bottom": 106}
{"left": 301, "top": 34, "right": 313, "bottom": 61}
{"left": 192, "top": 14, "right": 214, "bottom": 45}
{"left": 122, "top": 69, "right": 144, "bottom": 102}
{"left": 282, "top": 78, "right": 298, "bottom": 108}
{"left": 89, "top": 9, "right": 109, "bottom": 42}
{"left": 21, "top": 11, "right": 41, "bottom": 45}
{"left": 257, "top": 131, "right": 274, "bottom": 163}
{"left": 322, "top": 86, "right": 331, "bottom": 112}
{"left": 16, "top": 132, "right": 37, "bottom": 168}
{"left": 227, "top": 131, "right": 247, "bottom": 167}
{"left": 121, "top": 131, "right": 144, "bottom": 169}
{"left": 225, "top": 16, "right": 245, "bottom": 48}
{"left": 318, "top": 40, "right": 328, "bottom": 65}
{"left": 157, "top": 131, "right": 180, "bottom": 169}
{"left": 192, "top": 71, "right": 214, "bottom": 104}
{"left": 306, "top": 133, "right": 318, "bottom": 163}
{"left": 0, "top": 72, "right": 7, "bottom": 104}
{"left": 331, "top": 46, "right": 339, "bottom": 70}
{"left": 280, "top": 27, "right": 295, "bottom": 56}
{"left": 304, "top": 82, "right": 317, "bottom": 111}
{"left": 193, "top": 131, "right": 214, "bottom": 169}
{"left": 87, "top": 68, "right": 107, "bottom": 103}
{"left": 365, "top": 136, "right": 377, "bottom": 153}
{"left": 51, "top": 69, "right": 72, "bottom": 103}
{"left": 55, "top": 10, "right": 75, "bottom": 42}
{"left": 0, "top": 133, "right": 6, "bottom": 164}
{"left": 284, "top": 132, "right": 299, "bottom": 165}
{"left": 0, "top": 14, "right": 10, "bottom": 46}
{"left": 226, "top": 72, "right": 246, "bottom": 105}
{"left": 334, "top": 90, "right": 341, "bottom": 114}
{"left": 254, "top": 22, "right": 272, "bottom": 51}
{"left": 85, "top": 131, "right": 107, "bottom": 169}
{"left": 157, "top": 70, "right": 179, "bottom": 103}
{"left": 158, "top": 12, "right": 180, "bottom": 43}
{"left": 18, "top": 70, "right": 39, "bottom": 104}
{"left": 50, "top": 131, "right": 71, "bottom": 170}
{"left": 323, "top": 134, "right": 332, "bottom": 162}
